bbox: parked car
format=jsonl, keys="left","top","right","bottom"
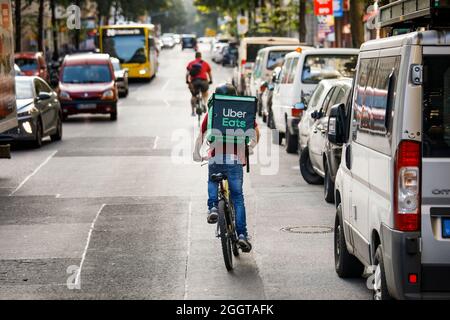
{"left": 161, "top": 35, "right": 175, "bottom": 49}
{"left": 173, "top": 34, "right": 181, "bottom": 45}
{"left": 232, "top": 37, "right": 300, "bottom": 95}
{"left": 110, "top": 57, "right": 129, "bottom": 98}
{"left": 330, "top": 30, "right": 450, "bottom": 300}
{"left": 298, "top": 79, "right": 341, "bottom": 154}
{"left": 299, "top": 78, "right": 352, "bottom": 204}
{"left": 58, "top": 53, "right": 118, "bottom": 121}
{"left": 261, "top": 66, "right": 282, "bottom": 126}
{"left": 0, "top": 76, "right": 62, "bottom": 147}
{"left": 14, "top": 52, "right": 49, "bottom": 82}
{"left": 181, "top": 34, "right": 197, "bottom": 50}
{"left": 212, "top": 43, "right": 228, "bottom": 63}
{"left": 222, "top": 44, "right": 238, "bottom": 67}
{"left": 271, "top": 48, "right": 358, "bottom": 153}
{"left": 250, "top": 45, "right": 312, "bottom": 116}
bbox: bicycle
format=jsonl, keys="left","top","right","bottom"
{"left": 194, "top": 90, "right": 206, "bottom": 127}
{"left": 210, "top": 172, "right": 240, "bottom": 271}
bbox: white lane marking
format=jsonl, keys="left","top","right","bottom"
{"left": 9, "top": 150, "right": 58, "bottom": 196}
{"left": 153, "top": 136, "right": 160, "bottom": 150}
{"left": 162, "top": 79, "right": 171, "bottom": 92}
{"left": 55, "top": 194, "right": 61, "bottom": 198}
{"left": 163, "top": 99, "right": 171, "bottom": 108}
{"left": 75, "top": 203, "right": 106, "bottom": 288}
{"left": 184, "top": 199, "right": 193, "bottom": 300}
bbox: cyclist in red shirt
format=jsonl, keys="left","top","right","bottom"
{"left": 186, "top": 52, "right": 213, "bottom": 116}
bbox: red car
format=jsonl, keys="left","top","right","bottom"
{"left": 14, "top": 52, "right": 49, "bottom": 82}
{"left": 58, "top": 53, "right": 118, "bottom": 121}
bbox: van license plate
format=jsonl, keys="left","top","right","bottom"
{"left": 78, "top": 104, "right": 96, "bottom": 110}
{"left": 443, "top": 218, "right": 450, "bottom": 238}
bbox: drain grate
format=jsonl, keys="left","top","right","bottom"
{"left": 281, "top": 226, "right": 334, "bottom": 234}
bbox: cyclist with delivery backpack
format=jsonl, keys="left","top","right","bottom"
{"left": 193, "top": 83, "right": 260, "bottom": 252}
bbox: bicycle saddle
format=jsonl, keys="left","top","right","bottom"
{"left": 210, "top": 173, "right": 227, "bottom": 182}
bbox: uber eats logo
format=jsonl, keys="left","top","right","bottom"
{"left": 222, "top": 108, "right": 247, "bottom": 128}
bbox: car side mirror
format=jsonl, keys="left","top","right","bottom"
{"left": 37, "top": 92, "right": 52, "bottom": 100}
{"left": 328, "top": 103, "right": 346, "bottom": 145}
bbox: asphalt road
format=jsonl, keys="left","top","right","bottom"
{"left": 0, "top": 44, "right": 372, "bottom": 300}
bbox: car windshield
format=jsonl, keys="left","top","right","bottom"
{"left": 62, "top": 65, "right": 112, "bottom": 83}
{"left": 111, "top": 61, "right": 121, "bottom": 71}
{"left": 103, "top": 35, "right": 147, "bottom": 64}
{"left": 301, "top": 54, "right": 357, "bottom": 84}
{"left": 15, "top": 79, "right": 34, "bottom": 99}
{"left": 267, "top": 50, "right": 291, "bottom": 70}
{"left": 15, "top": 58, "right": 37, "bottom": 71}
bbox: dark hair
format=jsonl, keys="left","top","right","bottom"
{"left": 195, "top": 52, "right": 202, "bottom": 59}
{"left": 215, "top": 83, "right": 237, "bottom": 96}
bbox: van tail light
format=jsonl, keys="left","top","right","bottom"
{"left": 394, "top": 140, "right": 421, "bottom": 232}
{"left": 241, "top": 59, "right": 246, "bottom": 66}
{"left": 291, "top": 108, "right": 303, "bottom": 118}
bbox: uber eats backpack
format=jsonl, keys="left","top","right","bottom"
{"left": 189, "top": 61, "right": 203, "bottom": 77}
{"left": 206, "top": 94, "right": 257, "bottom": 171}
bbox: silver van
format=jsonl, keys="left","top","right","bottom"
{"left": 328, "top": 29, "right": 450, "bottom": 299}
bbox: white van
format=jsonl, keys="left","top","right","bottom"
{"left": 329, "top": 30, "right": 450, "bottom": 299}
{"left": 232, "top": 37, "right": 300, "bottom": 95}
{"left": 249, "top": 45, "right": 312, "bottom": 113}
{"left": 271, "top": 48, "right": 358, "bottom": 153}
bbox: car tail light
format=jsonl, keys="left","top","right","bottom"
{"left": 409, "top": 274, "right": 418, "bottom": 284}
{"left": 260, "top": 84, "right": 267, "bottom": 93}
{"left": 291, "top": 108, "right": 303, "bottom": 118}
{"left": 394, "top": 140, "right": 421, "bottom": 231}
{"left": 241, "top": 59, "right": 246, "bottom": 66}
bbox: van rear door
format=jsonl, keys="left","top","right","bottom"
{"left": 421, "top": 48, "right": 450, "bottom": 292}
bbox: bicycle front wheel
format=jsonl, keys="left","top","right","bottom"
{"left": 218, "top": 200, "right": 233, "bottom": 271}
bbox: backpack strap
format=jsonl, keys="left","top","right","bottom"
{"left": 245, "top": 144, "right": 250, "bottom": 173}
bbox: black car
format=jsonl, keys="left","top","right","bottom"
{"left": 222, "top": 44, "right": 238, "bottom": 67}
{"left": 181, "top": 34, "right": 197, "bottom": 50}
{"left": 0, "top": 76, "right": 63, "bottom": 147}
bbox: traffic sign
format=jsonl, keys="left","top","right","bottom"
{"left": 314, "top": 0, "right": 333, "bottom": 16}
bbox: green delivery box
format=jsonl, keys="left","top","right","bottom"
{"left": 206, "top": 94, "right": 257, "bottom": 144}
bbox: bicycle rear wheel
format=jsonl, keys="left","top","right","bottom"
{"left": 218, "top": 199, "right": 233, "bottom": 271}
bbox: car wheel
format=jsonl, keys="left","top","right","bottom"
{"left": 110, "top": 111, "right": 118, "bottom": 121}
{"left": 373, "top": 245, "right": 392, "bottom": 300}
{"left": 267, "top": 108, "right": 275, "bottom": 129}
{"left": 50, "top": 114, "right": 63, "bottom": 142}
{"left": 285, "top": 124, "right": 298, "bottom": 154}
{"left": 334, "top": 206, "right": 365, "bottom": 278}
{"left": 324, "top": 163, "right": 335, "bottom": 203}
{"left": 124, "top": 88, "right": 129, "bottom": 97}
{"left": 299, "top": 147, "right": 323, "bottom": 185}
{"left": 33, "top": 119, "right": 43, "bottom": 148}
{"left": 272, "top": 129, "right": 283, "bottom": 145}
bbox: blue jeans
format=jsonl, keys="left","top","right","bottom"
{"left": 208, "top": 154, "right": 247, "bottom": 237}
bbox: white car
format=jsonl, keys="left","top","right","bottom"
{"left": 271, "top": 48, "right": 358, "bottom": 153}
{"left": 161, "top": 36, "right": 175, "bottom": 49}
{"left": 297, "top": 78, "right": 341, "bottom": 154}
{"left": 211, "top": 43, "right": 228, "bottom": 63}
{"left": 232, "top": 37, "right": 300, "bottom": 95}
{"left": 330, "top": 28, "right": 450, "bottom": 300}
{"left": 250, "top": 45, "right": 312, "bottom": 116}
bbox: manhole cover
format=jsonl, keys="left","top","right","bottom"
{"left": 281, "top": 226, "right": 334, "bottom": 234}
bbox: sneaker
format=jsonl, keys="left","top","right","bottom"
{"left": 238, "top": 234, "right": 252, "bottom": 253}
{"left": 207, "top": 207, "right": 218, "bottom": 224}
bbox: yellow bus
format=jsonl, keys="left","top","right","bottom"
{"left": 99, "top": 24, "right": 159, "bottom": 80}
